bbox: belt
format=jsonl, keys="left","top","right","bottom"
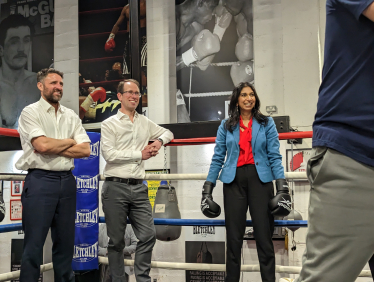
{"left": 105, "top": 177, "right": 143, "bottom": 185}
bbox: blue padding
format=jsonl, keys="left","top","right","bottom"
{"left": 0, "top": 219, "right": 308, "bottom": 234}
{"left": 0, "top": 223, "right": 22, "bottom": 233}
{"left": 98, "top": 217, "right": 308, "bottom": 227}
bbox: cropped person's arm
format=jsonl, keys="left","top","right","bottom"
{"left": 363, "top": 2, "right": 374, "bottom": 22}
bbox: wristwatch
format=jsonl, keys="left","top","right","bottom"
{"left": 157, "top": 138, "right": 164, "bottom": 145}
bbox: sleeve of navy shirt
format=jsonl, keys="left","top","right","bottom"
{"left": 336, "top": 0, "right": 374, "bottom": 20}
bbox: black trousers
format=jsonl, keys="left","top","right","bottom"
{"left": 224, "top": 164, "right": 275, "bottom": 282}
{"left": 369, "top": 254, "right": 374, "bottom": 281}
{"left": 20, "top": 169, "right": 76, "bottom": 282}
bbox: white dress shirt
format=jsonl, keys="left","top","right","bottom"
{"left": 101, "top": 110, "right": 174, "bottom": 179}
{"left": 16, "top": 97, "right": 91, "bottom": 171}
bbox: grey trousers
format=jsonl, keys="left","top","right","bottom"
{"left": 295, "top": 147, "right": 374, "bottom": 282}
{"left": 102, "top": 181, "right": 156, "bottom": 282}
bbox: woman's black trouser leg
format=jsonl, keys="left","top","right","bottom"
{"left": 224, "top": 174, "right": 248, "bottom": 282}
{"left": 245, "top": 166, "right": 275, "bottom": 282}
{"left": 369, "top": 254, "right": 374, "bottom": 281}
{"left": 224, "top": 165, "right": 275, "bottom": 282}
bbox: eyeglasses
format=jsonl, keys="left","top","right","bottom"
{"left": 121, "top": 90, "right": 141, "bottom": 97}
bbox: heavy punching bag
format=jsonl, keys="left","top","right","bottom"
{"left": 152, "top": 181, "right": 181, "bottom": 241}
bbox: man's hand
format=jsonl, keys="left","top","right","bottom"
{"left": 141, "top": 147, "right": 155, "bottom": 160}
{"left": 141, "top": 140, "right": 162, "bottom": 160}
{"left": 149, "top": 140, "right": 162, "bottom": 152}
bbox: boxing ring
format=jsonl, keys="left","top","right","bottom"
{"left": 0, "top": 128, "right": 371, "bottom": 280}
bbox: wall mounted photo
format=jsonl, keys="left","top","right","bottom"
{"left": 285, "top": 148, "right": 312, "bottom": 173}
{"left": 10, "top": 199, "right": 22, "bottom": 221}
{"left": 78, "top": 0, "right": 147, "bottom": 124}
{"left": 176, "top": 0, "right": 253, "bottom": 122}
{"left": 0, "top": 0, "right": 55, "bottom": 129}
{"left": 11, "top": 180, "right": 23, "bottom": 197}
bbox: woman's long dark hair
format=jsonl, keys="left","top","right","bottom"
{"left": 225, "top": 82, "right": 268, "bottom": 132}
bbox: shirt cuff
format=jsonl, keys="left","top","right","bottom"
{"left": 74, "top": 134, "right": 91, "bottom": 144}
{"left": 133, "top": 151, "right": 142, "bottom": 164}
{"left": 28, "top": 128, "right": 46, "bottom": 143}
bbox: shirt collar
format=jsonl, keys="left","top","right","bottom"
{"left": 117, "top": 109, "right": 138, "bottom": 120}
{"left": 39, "top": 97, "right": 64, "bottom": 113}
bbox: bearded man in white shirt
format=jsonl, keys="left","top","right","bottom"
{"left": 101, "top": 79, "right": 173, "bottom": 282}
{"left": 16, "top": 68, "right": 91, "bottom": 282}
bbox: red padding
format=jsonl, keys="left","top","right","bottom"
{"left": 0, "top": 127, "right": 313, "bottom": 143}
{"left": 0, "top": 128, "right": 19, "bottom": 138}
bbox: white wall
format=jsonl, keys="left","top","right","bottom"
{"left": 0, "top": 0, "right": 371, "bottom": 281}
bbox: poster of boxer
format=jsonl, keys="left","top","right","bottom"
{"left": 0, "top": 0, "right": 54, "bottom": 129}
{"left": 176, "top": 0, "right": 253, "bottom": 122}
{"left": 78, "top": 0, "right": 147, "bottom": 124}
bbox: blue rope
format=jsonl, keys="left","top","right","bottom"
{"left": 0, "top": 219, "right": 307, "bottom": 233}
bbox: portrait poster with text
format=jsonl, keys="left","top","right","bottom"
{"left": 0, "top": 0, "right": 54, "bottom": 129}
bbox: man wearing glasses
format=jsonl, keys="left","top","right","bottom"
{"left": 100, "top": 79, "right": 173, "bottom": 282}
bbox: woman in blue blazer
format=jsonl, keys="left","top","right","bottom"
{"left": 200, "top": 82, "right": 291, "bottom": 282}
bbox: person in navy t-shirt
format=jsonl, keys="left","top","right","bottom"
{"left": 281, "top": 1, "right": 374, "bottom": 282}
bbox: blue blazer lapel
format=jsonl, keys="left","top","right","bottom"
{"left": 233, "top": 124, "right": 240, "bottom": 147}
{"left": 252, "top": 118, "right": 260, "bottom": 149}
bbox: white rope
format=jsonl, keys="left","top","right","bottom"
{"left": 0, "top": 263, "right": 53, "bottom": 281}
{"left": 184, "top": 91, "right": 232, "bottom": 97}
{"left": 0, "top": 172, "right": 307, "bottom": 181}
{"left": 98, "top": 258, "right": 371, "bottom": 277}
{"left": 0, "top": 258, "right": 370, "bottom": 280}
{"left": 190, "top": 62, "right": 237, "bottom": 67}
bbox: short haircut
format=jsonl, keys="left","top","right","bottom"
{"left": 0, "top": 14, "right": 35, "bottom": 47}
{"left": 117, "top": 79, "right": 140, "bottom": 93}
{"left": 37, "top": 68, "right": 64, "bottom": 83}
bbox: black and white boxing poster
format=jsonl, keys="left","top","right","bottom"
{"left": 0, "top": 0, "right": 54, "bottom": 129}
{"left": 176, "top": 0, "right": 253, "bottom": 122}
{"left": 185, "top": 226, "right": 226, "bottom": 282}
{"left": 185, "top": 241, "right": 225, "bottom": 282}
{"left": 11, "top": 238, "right": 43, "bottom": 282}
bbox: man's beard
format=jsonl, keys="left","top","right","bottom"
{"left": 44, "top": 88, "right": 63, "bottom": 104}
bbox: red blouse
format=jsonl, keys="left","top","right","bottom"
{"left": 237, "top": 116, "right": 255, "bottom": 167}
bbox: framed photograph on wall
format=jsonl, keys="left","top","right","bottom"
{"left": 285, "top": 148, "right": 312, "bottom": 172}
{"left": 11, "top": 181, "right": 24, "bottom": 197}
{"left": 10, "top": 199, "right": 22, "bottom": 221}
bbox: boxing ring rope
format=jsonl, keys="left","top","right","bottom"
{"left": 79, "top": 79, "right": 125, "bottom": 88}
{"left": 80, "top": 55, "right": 123, "bottom": 63}
{"left": 0, "top": 256, "right": 371, "bottom": 281}
{"left": 0, "top": 171, "right": 307, "bottom": 181}
{"left": 0, "top": 219, "right": 308, "bottom": 235}
{"left": 0, "top": 127, "right": 312, "bottom": 141}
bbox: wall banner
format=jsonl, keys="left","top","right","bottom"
{"left": 72, "top": 132, "right": 100, "bottom": 271}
